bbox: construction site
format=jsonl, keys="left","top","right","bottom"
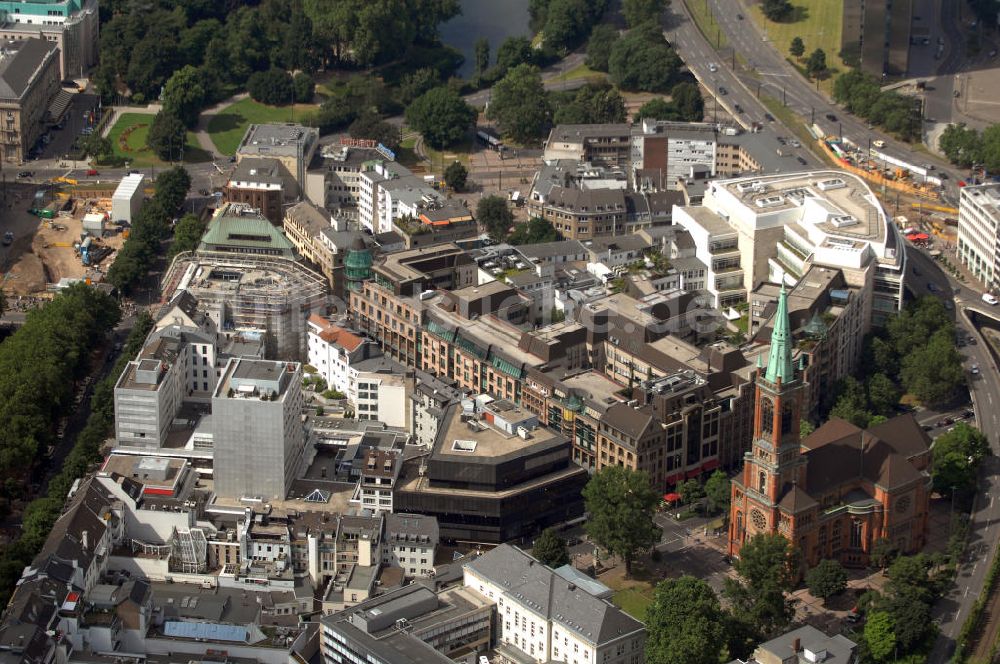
{"left": 819, "top": 137, "right": 943, "bottom": 201}
{"left": 1, "top": 180, "right": 132, "bottom": 296}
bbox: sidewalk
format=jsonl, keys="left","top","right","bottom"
{"left": 192, "top": 92, "right": 249, "bottom": 158}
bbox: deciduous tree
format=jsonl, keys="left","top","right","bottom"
{"left": 585, "top": 24, "right": 617, "bottom": 72}
{"left": 622, "top": 0, "right": 665, "bottom": 27}
{"left": 805, "top": 559, "right": 848, "bottom": 601}
{"left": 487, "top": 64, "right": 551, "bottom": 143}
{"left": 704, "top": 470, "right": 731, "bottom": 515}
{"left": 723, "top": 533, "right": 799, "bottom": 637}
{"left": 162, "top": 65, "right": 206, "bottom": 127}
{"left": 645, "top": 576, "right": 726, "bottom": 664}
{"left": 405, "top": 86, "right": 476, "bottom": 149}
{"left": 582, "top": 465, "right": 660, "bottom": 577}
{"left": 477, "top": 195, "right": 514, "bottom": 242}
{"left": 609, "top": 22, "right": 681, "bottom": 92}
{"left": 532, "top": 527, "right": 571, "bottom": 567}
{"left": 443, "top": 161, "right": 468, "bottom": 192}
{"left": 806, "top": 48, "right": 827, "bottom": 77}
{"left": 147, "top": 110, "right": 187, "bottom": 161}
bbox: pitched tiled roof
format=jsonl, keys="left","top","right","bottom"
{"left": 801, "top": 414, "right": 928, "bottom": 492}
{"left": 601, "top": 403, "right": 656, "bottom": 441}
{"left": 307, "top": 315, "right": 364, "bottom": 351}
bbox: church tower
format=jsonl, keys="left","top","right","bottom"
{"left": 729, "top": 285, "right": 806, "bottom": 556}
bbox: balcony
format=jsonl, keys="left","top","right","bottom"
{"left": 709, "top": 242, "right": 740, "bottom": 255}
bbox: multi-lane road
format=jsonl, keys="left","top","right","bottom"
{"left": 667, "top": 0, "right": 966, "bottom": 202}
{"left": 900, "top": 247, "right": 1000, "bottom": 662}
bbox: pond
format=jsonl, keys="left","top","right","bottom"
{"left": 440, "top": 0, "right": 533, "bottom": 78}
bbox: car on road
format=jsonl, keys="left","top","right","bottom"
{"left": 873, "top": 139, "right": 885, "bottom": 148}
{"left": 737, "top": 13, "right": 743, "bottom": 19}
{"left": 912, "top": 267, "right": 921, "bottom": 276}
{"left": 777, "top": 136, "right": 787, "bottom": 145}
{"left": 86, "top": 169, "right": 98, "bottom": 176}
{"left": 734, "top": 103, "right": 744, "bottom": 113}
{"left": 927, "top": 282, "right": 940, "bottom": 293}
{"left": 964, "top": 409, "right": 976, "bottom": 419}
{"left": 971, "top": 364, "right": 980, "bottom": 375}
{"left": 764, "top": 113, "right": 775, "bottom": 122}
{"left": 825, "top": 113, "right": 838, "bottom": 121}
{"left": 796, "top": 156, "right": 807, "bottom": 165}
{"left": 790, "top": 139, "right": 800, "bottom": 147}
{"left": 718, "top": 86, "right": 727, "bottom": 95}
{"left": 708, "top": 63, "right": 718, "bottom": 72}
{"left": 16, "top": 171, "right": 31, "bottom": 178}
{"left": 983, "top": 293, "right": 998, "bottom": 305}
{"left": 921, "top": 424, "right": 934, "bottom": 431}
{"left": 2, "top": 232, "right": 12, "bottom": 246}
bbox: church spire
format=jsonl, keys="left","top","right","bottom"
{"left": 765, "top": 284, "right": 795, "bottom": 384}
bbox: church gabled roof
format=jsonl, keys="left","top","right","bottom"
{"left": 778, "top": 484, "right": 818, "bottom": 513}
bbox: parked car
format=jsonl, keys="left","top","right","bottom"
{"left": 873, "top": 139, "right": 885, "bottom": 148}
{"left": 764, "top": 113, "right": 775, "bottom": 122}
{"left": 16, "top": 171, "right": 31, "bottom": 178}
{"left": 718, "top": 86, "right": 728, "bottom": 95}
{"left": 734, "top": 103, "right": 743, "bottom": 113}
{"left": 708, "top": 63, "right": 718, "bottom": 72}
{"left": 86, "top": 169, "right": 98, "bottom": 176}
{"left": 982, "top": 293, "right": 998, "bottom": 305}
{"left": 826, "top": 113, "right": 838, "bottom": 122}
{"left": 796, "top": 156, "right": 807, "bottom": 165}
{"left": 971, "top": 364, "right": 980, "bottom": 375}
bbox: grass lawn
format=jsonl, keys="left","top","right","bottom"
{"left": 749, "top": 0, "right": 843, "bottom": 93}
{"left": 550, "top": 62, "right": 607, "bottom": 85}
{"left": 206, "top": 98, "right": 317, "bottom": 156}
{"left": 684, "top": 0, "right": 729, "bottom": 51}
{"left": 106, "top": 113, "right": 211, "bottom": 168}
{"left": 612, "top": 587, "right": 655, "bottom": 621}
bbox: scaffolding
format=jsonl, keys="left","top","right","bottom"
{"left": 169, "top": 527, "right": 208, "bottom": 574}
{"left": 162, "top": 251, "right": 329, "bottom": 361}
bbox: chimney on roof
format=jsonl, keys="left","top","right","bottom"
{"left": 81, "top": 530, "right": 89, "bottom": 552}
{"left": 793, "top": 637, "right": 801, "bottom": 653}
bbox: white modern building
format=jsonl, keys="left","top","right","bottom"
{"left": 306, "top": 315, "right": 369, "bottom": 394}
{"left": 357, "top": 159, "right": 442, "bottom": 234}
{"left": 464, "top": 545, "right": 646, "bottom": 664}
{"left": 351, "top": 357, "right": 413, "bottom": 429}
{"left": 674, "top": 170, "right": 905, "bottom": 327}
{"left": 112, "top": 173, "right": 145, "bottom": 224}
{"left": 958, "top": 183, "right": 1000, "bottom": 292}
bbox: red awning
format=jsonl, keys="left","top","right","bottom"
{"left": 906, "top": 233, "right": 929, "bottom": 241}
{"left": 664, "top": 493, "right": 682, "bottom": 502}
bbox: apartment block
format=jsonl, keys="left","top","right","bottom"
{"left": 223, "top": 157, "right": 287, "bottom": 223}
{"left": 383, "top": 513, "right": 439, "bottom": 578}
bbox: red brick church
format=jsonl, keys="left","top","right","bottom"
{"left": 729, "top": 286, "right": 931, "bottom": 568}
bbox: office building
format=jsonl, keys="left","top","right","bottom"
{"left": 729, "top": 287, "right": 931, "bottom": 569}
{"left": 162, "top": 203, "right": 328, "bottom": 361}
{"left": 349, "top": 243, "right": 476, "bottom": 367}
{"left": 0, "top": 37, "right": 58, "bottom": 163}
{"left": 114, "top": 324, "right": 218, "bottom": 450}
{"left": 236, "top": 123, "right": 319, "bottom": 197}
{"left": 464, "top": 544, "right": 646, "bottom": 664}
{"left": 842, "top": 0, "right": 913, "bottom": 77}
{"left": 959, "top": 183, "right": 1000, "bottom": 292}
{"left": 212, "top": 358, "right": 306, "bottom": 500}
{"left": 0, "top": 0, "right": 99, "bottom": 78}
{"left": 675, "top": 171, "right": 905, "bottom": 325}
{"left": 320, "top": 583, "right": 493, "bottom": 664}
{"left": 395, "top": 398, "right": 588, "bottom": 543}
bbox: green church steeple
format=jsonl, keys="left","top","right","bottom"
{"left": 764, "top": 284, "right": 795, "bottom": 384}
